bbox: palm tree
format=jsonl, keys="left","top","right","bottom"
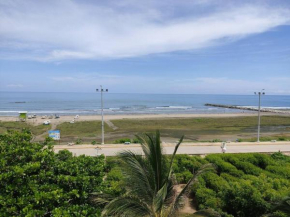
{"left": 95, "top": 130, "right": 214, "bottom": 217}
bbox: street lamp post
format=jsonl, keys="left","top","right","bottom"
{"left": 254, "top": 90, "right": 265, "bottom": 143}
{"left": 96, "top": 86, "right": 108, "bottom": 145}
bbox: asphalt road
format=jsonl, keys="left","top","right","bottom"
{"left": 53, "top": 142, "right": 290, "bottom": 156}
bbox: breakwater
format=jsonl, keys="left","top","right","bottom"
{"left": 205, "top": 103, "right": 290, "bottom": 114}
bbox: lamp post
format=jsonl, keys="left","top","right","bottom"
{"left": 96, "top": 86, "right": 108, "bottom": 145}
{"left": 254, "top": 90, "right": 265, "bottom": 143}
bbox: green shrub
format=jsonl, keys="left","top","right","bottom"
{"left": 193, "top": 153, "right": 290, "bottom": 217}
{"left": 132, "top": 138, "right": 140, "bottom": 143}
{"left": 75, "top": 138, "right": 83, "bottom": 144}
{"left": 206, "top": 155, "right": 244, "bottom": 177}
{"left": 195, "top": 188, "right": 217, "bottom": 208}
{"left": 0, "top": 130, "right": 105, "bottom": 215}
{"left": 202, "top": 172, "right": 230, "bottom": 192}
{"left": 212, "top": 139, "right": 222, "bottom": 142}
{"left": 278, "top": 137, "right": 286, "bottom": 141}
{"left": 113, "top": 138, "right": 131, "bottom": 144}
{"left": 176, "top": 170, "right": 193, "bottom": 183}
{"left": 266, "top": 166, "right": 290, "bottom": 179}
{"left": 223, "top": 181, "right": 271, "bottom": 217}
{"left": 271, "top": 152, "right": 289, "bottom": 162}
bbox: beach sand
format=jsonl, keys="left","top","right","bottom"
{"left": 0, "top": 112, "right": 280, "bottom": 126}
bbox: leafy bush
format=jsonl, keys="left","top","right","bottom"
{"left": 191, "top": 153, "right": 290, "bottom": 217}
{"left": 75, "top": 138, "right": 83, "bottom": 144}
{"left": 113, "top": 138, "right": 131, "bottom": 144}
{"left": 0, "top": 130, "right": 105, "bottom": 216}
{"left": 212, "top": 139, "right": 222, "bottom": 142}
{"left": 113, "top": 137, "right": 140, "bottom": 144}
{"left": 271, "top": 152, "right": 290, "bottom": 162}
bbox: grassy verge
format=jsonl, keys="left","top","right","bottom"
{"left": 112, "top": 116, "right": 290, "bottom": 132}
{"left": 57, "top": 121, "right": 112, "bottom": 137}
{"left": 0, "top": 121, "right": 50, "bottom": 135}
{"left": 110, "top": 116, "right": 290, "bottom": 142}
{"left": 1, "top": 116, "right": 290, "bottom": 143}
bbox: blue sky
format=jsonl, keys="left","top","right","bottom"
{"left": 0, "top": 0, "right": 290, "bottom": 94}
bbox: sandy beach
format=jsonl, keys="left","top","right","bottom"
{"left": 0, "top": 112, "right": 281, "bottom": 126}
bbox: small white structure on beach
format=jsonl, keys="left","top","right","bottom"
{"left": 43, "top": 120, "right": 51, "bottom": 125}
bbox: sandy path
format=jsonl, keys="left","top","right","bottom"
{"left": 105, "top": 120, "right": 118, "bottom": 130}
{"left": 0, "top": 112, "right": 279, "bottom": 125}
{"left": 175, "top": 184, "right": 197, "bottom": 214}
{"left": 33, "top": 121, "right": 58, "bottom": 141}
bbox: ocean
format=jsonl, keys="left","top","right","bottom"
{"left": 1, "top": 92, "right": 290, "bottom": 116}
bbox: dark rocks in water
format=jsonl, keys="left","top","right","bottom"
{"left": 205, "top": 103, "right": 290, "bottom": 114}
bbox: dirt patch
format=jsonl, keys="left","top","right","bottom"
{"left": 175, "top": 184, "right": 197, "bottom": 214}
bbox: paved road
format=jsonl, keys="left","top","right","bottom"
{"left": 54, "top": 142, "right": 290, "bottom": 156}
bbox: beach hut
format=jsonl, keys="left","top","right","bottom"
{"left": 19, "top": 111, "right": 27, "bottom": 121}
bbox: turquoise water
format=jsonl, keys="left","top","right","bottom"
{"left": 0, "top": 92, "right": 290, "bottom": 116}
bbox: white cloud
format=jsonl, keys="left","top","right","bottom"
{"left": 0, "top": 0, "right": 289, "bottom": 61}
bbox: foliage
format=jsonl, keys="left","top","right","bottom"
{"left": 170, "top": 153, "right": 290, "bottom": 216}
{"left": 75, "top": 138, "right": 83, "bottom": 144}
{"left": 113, "top": 138, "right": 131, "bottom": 144}
{"left": 94, "top": 131, "right": 214, "bottom": 217}
{"left": 0, "top": 121, "right": 50, "bottom": 136}
{"left": 57, "top": 121, "right": 112, "bottom": 137}
{"left": 113, "top": 138, "right": 140, "bottom": 144}
{"left": 188, "top": 153, "right": 290, "bottom": 217}
{"left": 211, "top": 139, "right": 223, "bottom": 142}
{"left": 101, "top": 157, "right": 125, "bottom": 197}
{"left": 0, "top": 130, "right": 105, "bottom": 216}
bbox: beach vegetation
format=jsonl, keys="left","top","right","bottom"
{"left": 0, "top": 130, "right": 105, "bottom": 216}
{"left": 93, "top": 131, "right": 215, "bottom": 216}
{"left": 173, "top": 153, "right": 290, "bottom": 217}
{"left": 57, "top": 121, "right": 112, "bottom": 138}
{"left": 75, "top": 138, "right": 83, "bottom": 144}
{"left": 2, "top": 130, "right": 290, "bottom": 216}
{"left": 2, "top": 115, "right": 290, "bottom": 144}
{"left": 0, "top": 121, "right": 50, "bottom": 136}
{"left": 113, "top": 137, "right": 140, "bottom": 144}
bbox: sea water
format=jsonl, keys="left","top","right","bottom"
{"left": 0, "top": 92, "right": 290, "bottom": 116}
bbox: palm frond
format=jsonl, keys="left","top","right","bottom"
{"left": 167, "top": 135, "right": 184, "bottom": 181}
{"left": 136, "top": 131, "right": 168, "bottom": 192}
{"left": 96, "top": 131, "right": 215, "bottom": 217}
{"left": 102, "top": 195, "right": 152, "bottom": 217}
{"left": 118, "top": 150, "right": 154, "bottom": 202}
{"left": 90, "top": 192, "right": 115, "bottom": 206}
{"left": 153, "top": 181, "right": 169, "bottom": 213}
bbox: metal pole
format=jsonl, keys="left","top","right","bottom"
{"left": 257, "top": 92, "right": 261, "bottom": 143}
{"left": 100, "top": 85, "right": 104, "bottom": 145}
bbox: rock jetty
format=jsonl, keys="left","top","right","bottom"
{"left": 205, "top": 103, "right": 290, "bottom": 115}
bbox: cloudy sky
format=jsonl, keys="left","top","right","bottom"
{"left": 0, "top": 0, "right": 290, "bottom": 94}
